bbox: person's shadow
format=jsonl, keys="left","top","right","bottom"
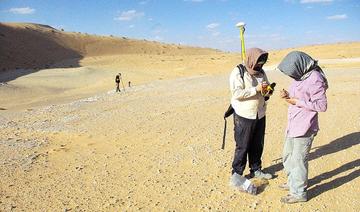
{"left": 307, "top": 158, "right": 359, "bottom": 200}
{"left": 263, "top": 132, "right": 360, "bottom": 199}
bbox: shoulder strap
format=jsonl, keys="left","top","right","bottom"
{"left": 236, "top": 64, "right": 246, "bottom": 80}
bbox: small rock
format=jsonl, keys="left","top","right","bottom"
{"left": 10, "top": 205, "right": 16, "bottom": 210}
{"left": 252, "top": 202, "right": 258, "bottom": 209}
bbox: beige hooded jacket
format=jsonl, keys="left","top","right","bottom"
{"left": 229, "top": 48, "right": 270, "bottom": 119}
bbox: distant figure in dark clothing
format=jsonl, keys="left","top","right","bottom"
{"left": 115, "top": 74, "right": 121, "bottom": 92}
{"left": 128, "top": 81, "right": 131, "bottom": 87}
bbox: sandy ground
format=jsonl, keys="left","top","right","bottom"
{"left": 1, "top": 66, "right": 359, "bottom": 211}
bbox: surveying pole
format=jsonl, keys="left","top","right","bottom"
{"left": 236, "top": 22, "right": 246, "bottom": 64}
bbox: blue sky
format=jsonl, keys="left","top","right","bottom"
{"left": 1, "top": 0, "right": 359, "bottom": 52}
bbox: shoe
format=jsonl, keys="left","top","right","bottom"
{"left": 250, "top": 170, "right": 273, "bottom": 180}
{"left": 280, "top": 195, "right": 307, "bottom": 204}
{"left": 229, "top": 173, "right": 257, "bottom": 195}
{"left": 278, "top": 183, "right": 289, "bottom": 191}
{"left": 229, "top": 173, "right": 242, "bottom": 187}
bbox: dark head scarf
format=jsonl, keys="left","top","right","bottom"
{"left": 278, "top": 51, "right": 328, "bottom": 88}
{"left": 245, "top": 48, "right": 268, "bottom": 76}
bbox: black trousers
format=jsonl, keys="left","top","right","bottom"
{"left": 232, "top": 113, "right": 266, "bottom": 175}
{"left": 116, "top": 83, "right": 120, "bottom": 92}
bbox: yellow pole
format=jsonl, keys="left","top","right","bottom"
{"left": 240, "top": 26, "right": 246, "bottom": 64}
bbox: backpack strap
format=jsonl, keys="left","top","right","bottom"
{"left": 236, "top": 64, "right": 246, "bottom": 81}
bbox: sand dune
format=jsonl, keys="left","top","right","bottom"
{"left": 1, "top": 22, "right": 359, "bottom": 75}
{"left": 0, "top": 22, "right": 359, "bottom": 211}
{"left": 0, "top": 23, "right": 220, "bottom": 72}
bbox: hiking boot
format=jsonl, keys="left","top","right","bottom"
{"left": 280, "top": 195, "right": 307, "bottom": 204}
{"left": 250, "top": 170, "right": 273, "bottom": 180}
{"left": 278, "top": 183, "right": 290, "bottom": 191}
{"left": 229, "top": 173, "right": 257, "bottom": 195}
{"left": 229, "top": 173, "right": 242, "bottom": 187}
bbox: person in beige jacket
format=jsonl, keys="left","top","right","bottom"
{"left": 229, "top": 48, "right": 273, "bottom": 189}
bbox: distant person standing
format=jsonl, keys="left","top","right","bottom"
{"left": 278, "top": 51, "right": 328, "bottom": 204}
{"left": 115, "top": 74, "right": 121, "bottom": 92}
{"left": 128, "top": 81, "right": 131, "bottom": 87}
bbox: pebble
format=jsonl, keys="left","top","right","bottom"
{"left": 252, "top": 201, "right": 258, "bottom": 209}
{"left": 9, "top": 205, "right": 17, "bottom": 210}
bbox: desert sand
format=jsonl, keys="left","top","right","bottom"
{"left": 0, "top": 23, "right": 359, "bottom": 211}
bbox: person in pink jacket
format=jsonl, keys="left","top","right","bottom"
{"left": 277, "top": 51, "right": 328, "bottom": 204}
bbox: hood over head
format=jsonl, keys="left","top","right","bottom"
{"left": 277, "top": 51, "right": 318, "bottom": 80}
{"left": 277, "top": 50, "right": 329, "bottom": 88}
{"left": 245, "top": 48, "right": 268, "bottom": 76}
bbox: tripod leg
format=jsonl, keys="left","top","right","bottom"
{"left": 121, "top": 78, "right": 125, "bottom": 91}
{"left": 222, "top": 118, "right": 227, "bottom": 150}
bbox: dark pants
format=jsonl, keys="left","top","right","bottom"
{"left": 232, "top": 113, "right": 266, "bottom": 175}
{"left": 116, "top": 83, "right": 120, "bottom": 92}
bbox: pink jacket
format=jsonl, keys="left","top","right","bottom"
{"left": 286, "top": 71, "right": 328, "bottom": 137}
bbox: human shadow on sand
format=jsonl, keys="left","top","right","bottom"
{"left": 0, "top": 23, "right": 83, "bottom": 83}
{"left": 263, "top": 132, "right": 360, "bottom": 177}
{"left": 307, "top": 158, "right": 359, "bottom": 200}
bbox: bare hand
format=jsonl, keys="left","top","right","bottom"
{"left": 286, "top": 98, "right": 298, "bottom": 105}
{"left": 280, "top": 89, "right": 289, "bottom": 99}
{"left": 256, "top": 82, "right": 268, "bottom": 92}
{"left": 256, "top": 84, "right": 262, "bottom": 92}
